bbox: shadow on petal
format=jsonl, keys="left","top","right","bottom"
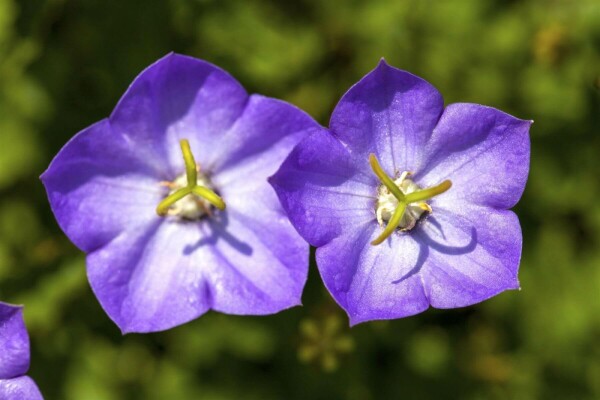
{"left": 183, "top": 212, "right": 253, "bottom": 256}
{"left": 391, "top": 217, "right": 477, "bottom": 284}
{"left": 392, "top": 241, "right": 429, "bottom": 285}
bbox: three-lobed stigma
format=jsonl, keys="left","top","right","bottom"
{"left": 369, "top": 154, "right": 451, "bottom": 245}
{"left": 156, "top": 139, "right": 226, "bottom": 219}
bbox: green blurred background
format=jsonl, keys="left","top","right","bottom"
{"left": 1, "top": 0, "right": 599, "bottom": 398}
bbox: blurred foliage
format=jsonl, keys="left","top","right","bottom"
{"left": 0, "top": 0, "right": 599, "bottom": 398}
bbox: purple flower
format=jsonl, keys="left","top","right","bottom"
{"left": 0, "top": 302, "right": 43, "bottom": 399}
{"left": 41, "top": 54, "right": 323, "bottom": 333}
{"left": 270, "top": 60, "right": 531, "bottom": 325}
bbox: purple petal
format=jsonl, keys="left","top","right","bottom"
{"left": 0, "top": 303, "right": 29, "bottom": 379}
{"left": 109, "top": 53, "right": 249, "bottom": 175}
{"left": 208, "top": 95, "right": 323, "bottom": 179}
{"left": 203, "top": 209, "right": 307, "bottom": 315}
{"left": 0, "top": 376, "right": 43, "bottom": 400}
{"left": 316, "top": 202, "right": 522, "bottom": 324}
{"left": 45, "top": 54, "right": 319, "bottom": 333}
{"left": 270, "top": 131, "right": 377, "bottom": 247}
{"left": 330, "top": 59, "right": 443, "bottom": 174}
{"left": 88, "top": 212, "right": 307, "bottom": 333}
{"left": 417, "top": 103, "right": 531, "bottom": 209}
{"left": 41, "top": 120, "right": 163, "bottom": 253}
{"left": 86, "top": 220, "right": 211, "bottom": 333}
{"left": 316, "top": 224, "right": 429, "bottom": 325}
{"left": 417, "top": 202, "right": 521, "bottom": 308}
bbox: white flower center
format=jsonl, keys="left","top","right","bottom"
{"left": 376, "top": 171, "right": 432, "bottom": 231}
{"left": 164, "top": 172, "right": 215, "bottom": 220}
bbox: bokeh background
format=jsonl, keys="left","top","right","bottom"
{"left": 1, "top": 0, "right": 599, "bottom": 398}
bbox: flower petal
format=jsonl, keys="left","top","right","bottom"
{"left": 417, "top": 203, "right": 522, "bottom": 308}
{"left": 0, "top": 376, "right": 43, "bottom": 400}
{"left": 270, "top": 131, "right": 377, "bottom": 247}
{"left": 41, "top": 120, "right": 163, "bottom": 253}
{"left": 316, "top": 203, "right": 521, "bottom": 323}
{"left": 202, "top": 209, "right": 308, "bottom": 315}
{"left": 88, "top": 210, "right": 308, "bottom": 333}
{"left": 86, "top": 220, "right": 212, "bottom": 334}
{"left": 109, "top": 53, "right": 249, "bottom": 175}
{"left": 0, "top": 303, "right": 29, "bottom": 379}
{"left": 417, "top": 103, "right": 531, "bottom": 209}
{"left": 316, "top": 223, "right": 430, "bottom": 325}
{"left": 208, "top": 95, "right": 322, "bottom": 179}
{"left": 330, "top": 59, "right": 444, "bottom": 174}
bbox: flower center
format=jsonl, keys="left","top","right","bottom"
{"left": 156, "top": 139, "right": 226, "bottom": 220}
{"left": 369, "top": 154, "right": 451, "bottom": 245}
{"left": 376, "top": 171, "right": 432, "bottom": 231}
{"left": 161, "top": 171, "right": 217, "bottom": 220}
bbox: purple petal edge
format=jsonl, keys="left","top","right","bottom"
{"left": 0, "top": 303, "right": 30, "bottom": 379}
{"left": 269, "top": 130, "right": 376, "bottom": 248}
{"left": 329, "top": 59, "right": 444, "bottom": 174}
{"left": 418, "top": 103, "right": 532, "bottom": 210}
{"left": 0, "top": 376, "right": 43, "bottom": 400}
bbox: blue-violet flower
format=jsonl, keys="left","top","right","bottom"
{"left": 42, "top": 54, "right": 323, "bottom": 333}
{"left": 0, "top": 302, "right": 43, "bottom": 399}
{"left": 270, "top": 60, "right": 531, "bottom": 325}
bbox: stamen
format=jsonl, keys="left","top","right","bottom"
{"left": 369, "top": 154, "right": 405, "bottom": 202}
{"left": 180, "top": 139, "right": 197, "bottom": 189}
{"left": 404, "top": 180, "right": 452, "bottom": 204}
{"left": 156, "top": 188, "right": 191, "bottom": 216}
{"left": 155, "top": 139, "right": 226, "bottom": 217}
{"left": 191, "top": 186, "right": 225, "bottom": 210}
{"left": 371, "top": 202, "right": 407, "bottom": 245}
{"left": 369, "top": 153, "right": 451, "bottom": 245}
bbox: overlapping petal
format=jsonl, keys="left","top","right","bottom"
{"left": 330, "top": 59, "right": 444, "bottom": 174}
{"left": 209, "top": 95, "right": 323, "bottom": 180}
{"left": 0, "top": 303, "right": 29, "bottom": 379}
{"left": 417, "top": 103, "right": 531, "bottom": 209}
{"left": 0, "top": 376, "right": 43, "bottom": 400}
{"left": 269, "top": 131, "right": 376, "bottom": 247}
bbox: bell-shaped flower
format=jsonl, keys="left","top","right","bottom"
{"left": 42, "top": 54, "right": 323, "bottom": 333}
{"left": 270, "top": 60, "right": 531, "bottom": 325}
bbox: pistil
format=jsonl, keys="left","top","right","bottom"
{"left": 156, "top": 139, "right": 226, "bottom": 217}
{"left": 369, "top": 154, "right": 451, "bottom": 245}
